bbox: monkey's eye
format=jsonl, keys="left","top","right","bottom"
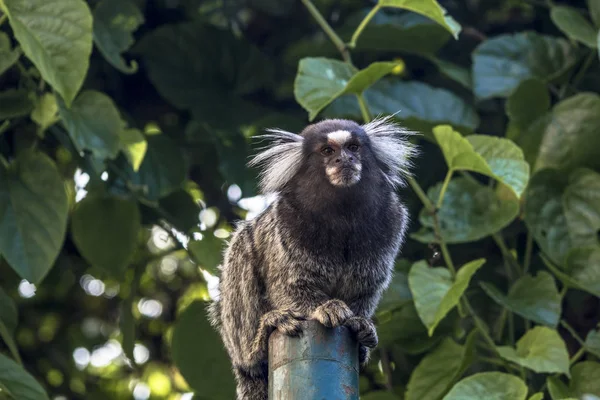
{"left": 321, "top": 146, "right": 335, "bottom": 156}
{"left": 348, "top": 144, "right": 359, "bottom": 152}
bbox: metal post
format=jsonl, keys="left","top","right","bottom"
{"left": 268, "top": 320, "right": 359, "bottom": 399}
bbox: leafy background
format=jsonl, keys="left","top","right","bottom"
{"left": 0, "top": 0, "right": 599, "bottom": 399}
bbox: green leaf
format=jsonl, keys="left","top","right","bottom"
{"left": 0, "top": 0, "right": 93, "bottom": 107}
{"left": 528, "top": 393, "right": 545, "bottom": 400}
{"left": 378, "top": 0, "right": 461, "bottom": 39}
{"left": 547, "top": 376, "right": 571, "bottom": 400}
{"left": 406, "top": 331, "right": 477, "bottom": 400}
{"left": 535, "top": 93, "right": 600, "bottom": 173}
{"left": 429, "top": 57, "right": 472, "bottom": 89}
{"left": 589, "top": 0, "right": 600, "bottom": 27}
{"left": 362, "top": 392, "right": 401, "bottom": 400}
{"left": 551, "top": 6, "right": 597, "bottom": 48}
{"left": 585, "top": 330, "right": 600, "bottom": 358}
{"left": 120, "top": 129, "right": 147, "bottom": 172}
{"left": 524, "top": 169, "right": 572, "bottom": 266}
{"left": 496, "top": 326, "right": 570, "bottom": 375}
{"left": 0, "top": 151, "right": 68, "bottom": 284}
{"left": 409, "top": 258, "right": 486, "bottom": 336}
{"left": 116, "top": 135, "right": 186, "bottom": 201}
{"left": 58, "top": 90, "right": 125, "bottom": 160}
{"left": 412, "top": 177, "right": 520, "bottom": 244}
{"left": 120, "top": 295, "right": 135, "bottom": 362}
{"left": 433, "top": 125, "right": 530, "bottom": 198}
{"left": 443, "top": 372, "right": 528, "bottom": 400}
{"left": 93, "top": 0, "right": 144, "bottom": 74}
{"left": 294, "top": 58, "right": 403, "bottom": 120}
{"left": 562, "top": 168, "right": 600, "bottom": 247}
{"left": 0, "top": 287, "right": 17, "bottom": 334}
{"left": 0, "top": 352, "right": 49, "bottom": 400}
{"left": 0, "top": 89, "right": 35, "bottom": 121}
{"left": 144, "top": 189, "right": 200, "bottom": 233}
{"left": 480, "top": 271, "right": 561, "bottom": 327}
{"left": 324, "top": 80, "right": 479, "bottom": 133}
{"left": 561, "top": 246, "right": 600, "bottom": 297}
{"left": 0, "top": 32, "right": 21, "bottom": 76}
{"left": 30, "top": 93, "right": 59, "bottom": 135}
{"left": 71, "top": 194, "right": 141, "bottom": 278}
{"left": 171, "top": 301, "right": 235, "bottom": 399}
{"left": 377, "top": 261, "right": 412, "bottom": 313}
{"left": 570, "top": 361, "right": 600, "bottom": 397}
{"left": 188, "top": 233, "right": 225, "bottom": 276}
{"left": 472, "top": 32, "right": 579, "bottom": 99}
{"left": 506, "top": 78, "right": 551, "bottom": 131}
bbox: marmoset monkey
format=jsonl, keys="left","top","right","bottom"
{"left": 209, "top": 116, "right": 416, "bottom": 399}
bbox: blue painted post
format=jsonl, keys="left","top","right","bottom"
{"left": 268, "top": 320, "right": 359, "bottom": 399}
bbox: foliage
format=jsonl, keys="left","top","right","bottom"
{"left": 0, "top": 0, "right": 599, "bottom": 399}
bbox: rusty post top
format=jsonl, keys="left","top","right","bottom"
{"left": 268, "top": 320, "right": 359, "bottom": 400}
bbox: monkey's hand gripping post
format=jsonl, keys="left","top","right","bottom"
{"left": 268, "top": 320, "right": 360, "bottom": 399}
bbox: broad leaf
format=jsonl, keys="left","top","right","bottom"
{"left": 570, "top": 362, "right": 600, "bottom": 397}
{"left": 528, "top": 394, "right": 544, "bottom": 400}
{"left": 560, "top": 246, "right": 600, "bottom": 297}
{"left": 1, "top": 0, "right": 93, "bottom": 107}
{"left": 590, "top": 0, "right": 600, "bottom": 27}
{"left": 406, "top": 331, "right": 477, "bottom": 400}
{"left": 480, "top": 271, "right": 561, "bottom": 327}
{"left": 58, "top": 90, "right": 125, "bottom": 160}
{"left": 409, "top": 258, "right": 486, "bottom": 336}
{"left": 93, "top": 0, "right": 144, "bottom": 74}
{"left": 547, "top": 376, "right": 571, "bottom": 400}
{"left": 31, "top": 93, "right": 59, "bottom": 135}
{"left": 433, "top": 125, "right": 530, "bottom": 198}
{"left": 562, "top": 168, "right": 600, "bottom": 247}
{"left": 535, "top": 93, "right": 600, "bottom": 173}
{"left": 378, "top": 0, "right": 461, "bottom": 39}
{"left": 524, "top": 169, "right": 572, "bottom": 266}
{"left": 120, "top": 129, "right": 147, "bottom": 172}
{"left": 171, "top": 301, "right": 235, "bottom": 399}
{"left": 70, "top": 194, "right": 141, "bottom": 278}
{"left": 188, "top": 232, "right": 225, "bottom": 276}
{"left": 0, "top": 32, "right": 21, "bottom": 76}
{"left": 0, "top": 287, "right": 17, "bottom": 334}
{"left": 412, "top": 178, "right": 519, "bottom": 244}
{"left": 0, "top": 151, "right": 68, "bottom": 284}
{"left": 377, "top": 261, "right": 413, "bottom": 313}
{"left": 362, "top": 392, "right": 401, "bottom": 400}
{"left": 506, "top": 78, "right": 550, "bottom": 131}
{"left": 0, "top": 89, "right": 35, "bottom": 120}
{"left": 586, "top": 330, "right": 600, "bottom": 358}
{"left": 429, "top": 57, "right": 472, "bottom": 89}
{"left": 325, "top": 80, "right": 479, "bottom": 133}
{"left": 443, "top": 372, "right": 528, "bottom": 400}
{"left": 496, "top": 326, "right": 570, "bottom": 375}
{"left": 551, "top": 6, "right": 597, "bottom": 48}
{"left": 472, "top": 32, "right": 579, "bottom": 99}
{"left": 294, "top": 58, "right": 403, "bottom": 120}
{"left": 0, "top": 352, "right": 49, "bottom": 400}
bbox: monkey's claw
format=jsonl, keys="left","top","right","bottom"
{"left": 262, "top": 309, "right": 303, "bottom": 336}
{"left": 344, "top": 316, "right": 378, "bottom": 348}
{"left": 311, "top": 299, "right": 354, "bottom": 328}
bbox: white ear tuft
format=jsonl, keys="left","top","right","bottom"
{"left": 248, "top": 128, "right": 304, "bottom": 194}
{"left": 362, "top": 115, "right": 418, "bottom": 188}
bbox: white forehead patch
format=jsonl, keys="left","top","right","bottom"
{"left": 327, "top": 130, "right": 352, "bottom": 145}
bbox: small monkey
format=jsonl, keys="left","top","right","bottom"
{"left": 209, "top": 116, "right": 416, "bottom": 399}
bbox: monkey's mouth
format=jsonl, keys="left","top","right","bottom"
{"left": 326, "top": 165, "right": 362, "bottom": 187}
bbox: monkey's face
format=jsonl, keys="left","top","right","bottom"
{"left": 302, "top": 120, "right": 368, "bottom": 188}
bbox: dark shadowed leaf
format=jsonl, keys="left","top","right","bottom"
{"left": 0, "top": 32, "right": 21, "bottom": 76}
{"left": 0, "top": 0, "right": 93, "bottom": 107}
{"left": 325, "top": 80, "right": 479, "bottom": 133}
{"left": 443, "top": 372, "right": 528, "bottom": 400}
{"left": 590, "top": 0, "right": 600, "bottom": 27}
{"left": 0, "top": 287, "right": 17, "bottom": 334}
{"left": 120, "top": 296, "right": 135, "bottom": 362}
{"left": 377, "top": 0, "right": 461, "bottom": 38}
{"left": 429, "top": 57, "right": 472, "bottom": 89}
{"left": 362, "top": 392, "right": 401, "bottom": 400}
{"left": 377, "top": 261, "right": 412, "bottom": 313}
{"left": 154, "top": 189, "right": 201, "bottom": 233}
{"left": 406, "top": 331, "right": 477, "bottom": 400}
{"left": 551, "top": 6, "right": 597, "bottom": 48}
{"left": 70, "top": 194, "right": 141, "bottom": 278}
{"left": 560, "top": 246, "right": 600, "bottom": 297}
{"left": 506, "top": 78, "right": 550, "bottom": 131}
{"left": 58, "top": 90, "right": 125, "bottom": 160}
{"left": 562, "top": 168, "right": 600, "bottom": 247}
{"left": 93, "top": 0, "right": 144, "bottom": 74}
{"left": 0, "top": 151, "right": 68, "bottom": 284}
{"left": 480, "top": 271, "right": 561, "bottom": 327}
{"left": 433, "top": 125, "right": 530, "bottom": 198}
{"left": 472, "top": 32, "right": 579, "bottom": 99}
{"left": 547, "top": 376, "right": 571, "bottom": 400}
{"left": 409, "top": 259, "right": 485, "bottom": 336}
{"left": 0, "top": 89, "right": 35, "bottom": 120}
{"left": 0, "top": 352, "right": 49, "bottom": 400}
{"left": 188, "top": 233, "right": 225, "bottom": 276}
{"left": 412, "top": 178, "right": 519, "bottom": 244}
{"left": 497, "top": 326, "right": 570, "bottom": 375}
{"left": 171, "top": 301, "right": 235, "bottom": 399}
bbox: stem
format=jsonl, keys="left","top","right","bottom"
{"left": 356, "top": 94, "right": 372, "bottom": 123}
{"left": 0, "top": 120, "right": 10, "bottom": 136}
{"left": 440, "top": 242, "right": 456, "bottom": 275}
{"left": 494, "top": 309, "right": 507, "bottom": 342}
{"left": 508, "top": 311, "right": 515, "bottom": 346}
{"left": 463, "top": 298, "right": 497, "bottom": 352}
{"left": 571, "top": 50, "right": 596, "bottom": 90}
{"left": 348, "top": 4, "right": 381, "bottom": 48}
{"left": 436, "top": 170, "right": 453, "bottom": 209}
{"left": 570, "top": 347, "right": 585, "bottom": 365}
{"left": 560, "top": 286, "right": 568, "bottom": 298}
{"left": 523, "top": 232, "right": 533, "bottom": 274}
{"left": 492, "top": 233, "right": 519, "bottom": 280}
{"left": 560, "top": 320, "right": 586, "bottom": 347}
{"left": 407, "top": 176, "right": 435, "bottom": 213}
{"left": 300, "top": 0, "right": 352, "bottom": 63}
{"left": 379, "top": 349, "right": 394, "bottom": 391}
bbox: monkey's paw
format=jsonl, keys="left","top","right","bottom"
{"left": 311, "top": 299, "right": 354, "bottom": 328}
{"left": 261, "top": 309, "right": 304, "bottom": 336}
{"left": 344, "top": 316, "right": 378, "bottom": 348}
